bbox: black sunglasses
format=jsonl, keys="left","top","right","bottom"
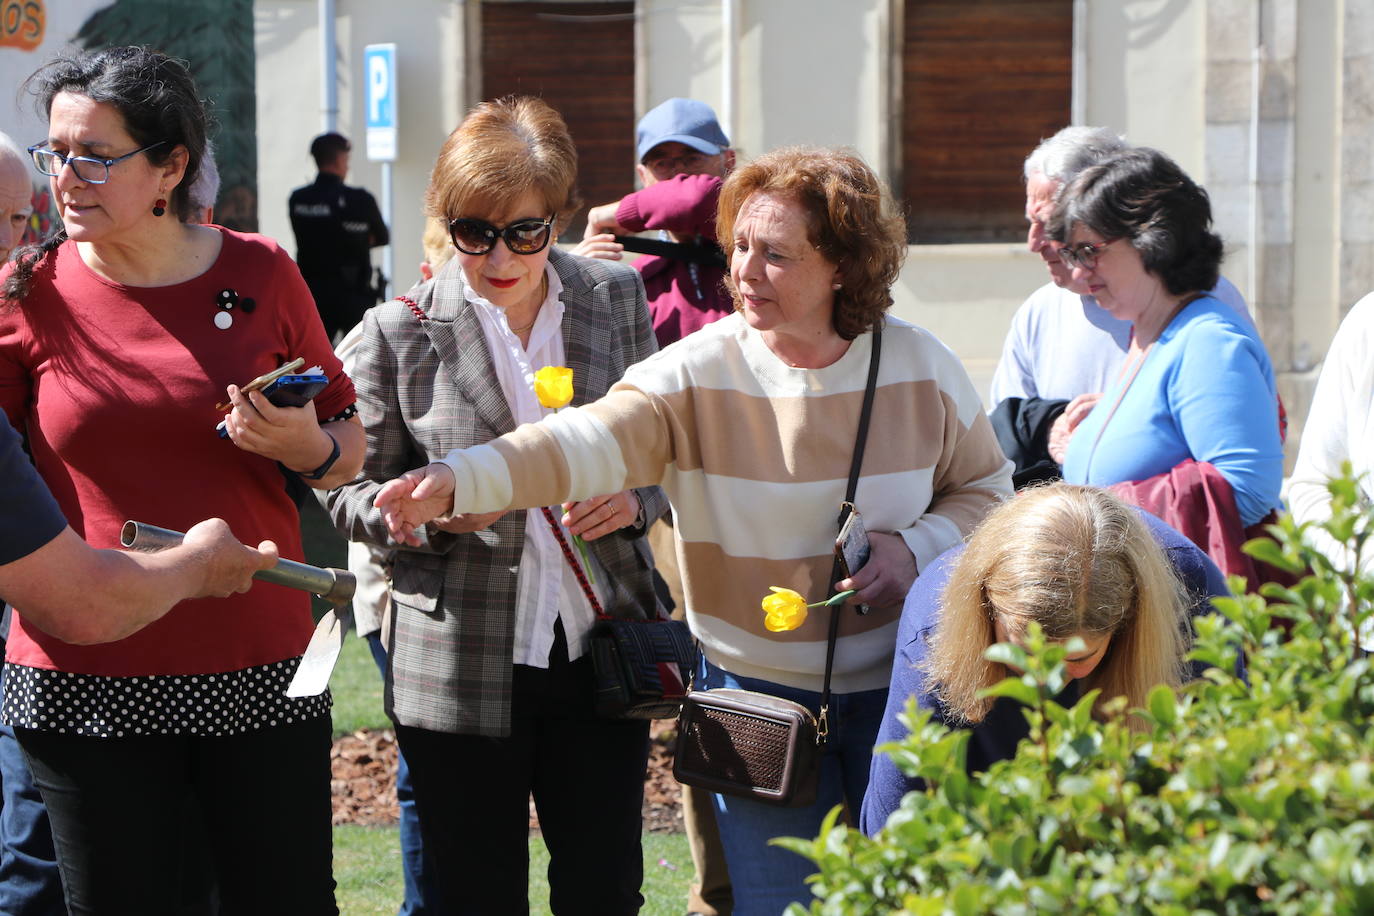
{"left": 448, "top": 215, "right": 556, "bottom": 256}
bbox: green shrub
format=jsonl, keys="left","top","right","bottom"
{"left": 782, "top": 469, "right": 1374, "bottom": 914}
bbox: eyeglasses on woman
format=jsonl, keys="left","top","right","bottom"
{"left": 1057, "top": 237, "right": 1121, "bottom": 271}
{"left": 27, "top": 140, "right": 167, "bottom": 185}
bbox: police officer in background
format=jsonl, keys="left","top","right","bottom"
{"left": 289, "top": 132, "right": 389, "bottom": 341}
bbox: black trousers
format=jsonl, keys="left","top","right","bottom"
{"left": 16, "top": 716, "right": 336, "bottom": 916}
{"left": 397, "top": 627, "right": 650, "bottom": 915}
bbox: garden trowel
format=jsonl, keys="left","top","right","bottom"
{"left": 118, "top": 521, "right": 356, "bottom": 697}
{"left": 285, "top": 601, "right": 355, "bottom": 697}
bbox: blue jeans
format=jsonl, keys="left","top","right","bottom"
{"left": 366, "top": 633, "right": 438, "bottom": 916}
{"left": 698, "top": 656, "right": 888, "bottom": 916}
{"left": 0, "top": 662, "right": 65, "bottom": 916}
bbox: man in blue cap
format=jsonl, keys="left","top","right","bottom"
{"left": 577, "top": 98, "right": 736, "bottom": 349}
{"left": 576, "top": 98, "right": 736, "bottom": 916}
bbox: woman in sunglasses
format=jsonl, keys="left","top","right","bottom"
{"left": 327, "top": 95, "right": 666, "bottom": 914}
{"left": 0, "top": 47, "right": 361, "bottom": 912}
{"left": 1049, "top": 148, "right": 1283, "bottom": 578}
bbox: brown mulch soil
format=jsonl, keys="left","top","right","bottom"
{"left": 331, "top": 719, "right": 684, "bottom": 833}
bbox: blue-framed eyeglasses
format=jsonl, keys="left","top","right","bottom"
{"left": 27, "top": 140, "right": 167, "bottom": 185}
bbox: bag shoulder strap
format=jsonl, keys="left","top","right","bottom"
{"left": 541, "top": 506, "right": 608, "bottom": 618}
{"left": 818, "top": 328, "right": 882, "bottom": 743}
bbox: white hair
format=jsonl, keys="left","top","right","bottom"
{"left": 1023, "top": 126, "right": 1128, "bottom": 184}
{"left": 0, "top": 130, "right": 27, "bottom": 171}
{"left": 188, "top": 140, "right": 220, "bottom": 214}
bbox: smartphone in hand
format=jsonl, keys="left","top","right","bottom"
{"left": 834, "top": 503, "right": 872, "bottom": 614}
{"left": 835, "top": 505, "right": 870, "bottom": 580}
{"left": 216, "top": 360, "right": 327, "bottom": 437}
{"left": 260, "top": 373, "right": 328, "bottom": 408}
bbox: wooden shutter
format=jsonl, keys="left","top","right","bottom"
{"left": 902, "top": 0, "right": 1072, "bottom": 243}
{"left": 481, "top": 1, "right": 636, "bottom": 238}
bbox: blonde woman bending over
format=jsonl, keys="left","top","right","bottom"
{"left": 860, "top": 484, "right": 1229, "bottom": 835}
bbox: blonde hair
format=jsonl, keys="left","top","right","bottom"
{"left": 421, "top": 217, "right": 455, "bottom": 272}
{"left": 425, "top": 95, "right": 581, "bottom": 233}
{"left": 926, "top": 484, "right": 1189, "bottom": 729}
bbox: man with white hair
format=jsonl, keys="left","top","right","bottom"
{"left": 0, "top": 128, "right": 62, "bottom": 916}
{"left": 0, "top": 133, "right": 33, "bottom": 264}
{"left": 989, "top": 126, "right": 1253, "bottom": 479}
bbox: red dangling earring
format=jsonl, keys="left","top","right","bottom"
{"left": 152, "top": 197, "right": 167, "bottom": 217}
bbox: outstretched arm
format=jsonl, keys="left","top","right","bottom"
{"left": 0, "top": 518, "right": 278, "bottom": 645}
{"left": 374, "top": 384, "right": 674, "bottom": 546}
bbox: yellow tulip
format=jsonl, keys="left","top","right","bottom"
{"left": 534, "top": 366, "right": 574, "bottom": 409}
{"left": 762, "top": 586, "right": 808, "bottom": 632}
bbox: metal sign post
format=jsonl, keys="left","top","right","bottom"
{"left": 364, "top": 43, "right": 397, "bottom": 300}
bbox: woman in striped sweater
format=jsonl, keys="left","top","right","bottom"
{"left": 375, "top": 147, "right": 1014, "bottom": 914}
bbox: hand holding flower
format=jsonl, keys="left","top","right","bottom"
{"left": 836, "top": 531, "right": 918, "bottom": 609}
{"left": 761, "top": 586, "right": 856, "bottom": 633}
{"left": 562, "top": 491, "right": 641, "bottom": 541}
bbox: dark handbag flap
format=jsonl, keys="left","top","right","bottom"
{"left": 593, "top": 618, "right": 696, "bottom": 697}
{"left": 587, "top": 618, "right": 696, "bottom": 719}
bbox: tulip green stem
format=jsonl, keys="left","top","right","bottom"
{"left": 571, "top": 533, "right": 596, "bottom": 585}
{"left": 814, "top": 589, "right": 856, "bottom": 607}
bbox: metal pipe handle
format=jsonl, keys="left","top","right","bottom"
{"left": 120, "top": 521, "right": 356, "bottom": 606}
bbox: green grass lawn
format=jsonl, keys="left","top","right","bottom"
{"left": 336, "top": 826, "right": 693, "bottom": 914}
{"left": 302, "top": 503, "right": 695, "bottom": 912}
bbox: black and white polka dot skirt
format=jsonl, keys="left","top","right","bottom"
{"left": 0, "top": 659, "right": 332, "bottom": 738}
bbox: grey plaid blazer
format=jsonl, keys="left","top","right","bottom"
{"left": 327, "top": 247, "right": 669, "bottom": 736}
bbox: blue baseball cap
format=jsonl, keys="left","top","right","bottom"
{"left": 635, "top": 98, "right": 730, "bottom": 162}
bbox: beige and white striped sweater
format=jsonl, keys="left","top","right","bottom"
{"left": 441, "top": 313, "right": 1012, "bottom": 692}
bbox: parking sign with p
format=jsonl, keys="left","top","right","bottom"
{"left": 364, "top": 44, "right": 396, "bottom": 162}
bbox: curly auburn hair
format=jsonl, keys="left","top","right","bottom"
{"left": 716, "top": 147, "right": 906, "bottom": 340}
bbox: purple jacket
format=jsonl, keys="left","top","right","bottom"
{"left": 615, "top": 173, "right": 733, "bottom": 347}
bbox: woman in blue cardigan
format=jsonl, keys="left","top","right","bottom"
{"left": 860, "top": 484, "right": 1229, "bottom": 835}
{"left": 1053, "top": 148, "right": 1283, "bottom": 532}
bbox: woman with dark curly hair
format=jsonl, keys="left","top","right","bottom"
{"left": 369, "top": 145, "right": 1013, "bottom": 913}
{"left": 0, "top": 46, "right": 361, "bottom": 913}
{"left": 1051, "top": 147, "right": 1283, "bottom": 538}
